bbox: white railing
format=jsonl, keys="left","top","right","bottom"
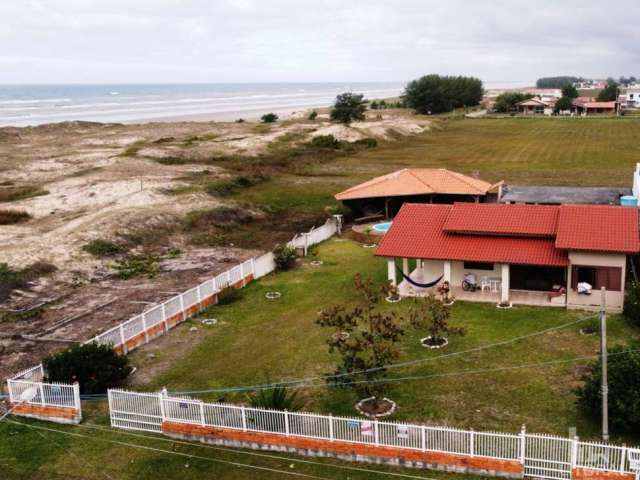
{"left": 108, "top": 388, "right": 640, "bottom": 478}
{"left": 5, "top": 218, "right": 340, "bottom": 423}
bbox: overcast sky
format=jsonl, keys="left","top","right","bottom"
{"left": 1, "top": 0, "right": 638, "bottom": 85}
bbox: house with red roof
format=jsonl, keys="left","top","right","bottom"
{"left": 375, "top": 203, "right": 640, "bottom": 311}
{"left": 572, "top": 97, "right": 619, "bottom": 115}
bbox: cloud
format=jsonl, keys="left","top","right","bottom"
{"left": 0, "top": 0, "right": 638, "bottom": 84}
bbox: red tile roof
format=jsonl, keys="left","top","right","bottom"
{"left": 556, "top": 205, "right": 640, "bottom": 253}
{"left": 376, "top": 204, "right": 569, "bottom": 266}
{"left": 442, "top": 203, "right": 558, "bottom": 237}
{"left": 375, "top": 203, "right": 640, "bottom": 265}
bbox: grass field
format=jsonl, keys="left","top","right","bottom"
{"left": 229, "top": 117, "right": 640, "bottom": 240}
{"left": 4, "top": 238, "right": 638, "bottom": 479}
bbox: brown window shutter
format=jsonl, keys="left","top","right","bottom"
{"left": 594, "top": 266, "right": 622, "bottom": 292}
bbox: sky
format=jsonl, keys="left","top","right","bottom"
{"left": 1, "top": 0, "right": 639, "bottom": 85}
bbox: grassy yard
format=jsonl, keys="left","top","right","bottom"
{"left": 3, "top": 240, "right": 639, "bottom": 479}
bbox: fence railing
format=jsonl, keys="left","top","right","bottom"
{"left": 5, "top": 218, "right": 340, "bottom": 422}
{"left": 108, "top": 388, "right": 639, "bottom": 477}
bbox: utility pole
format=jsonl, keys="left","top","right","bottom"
{"left": 600, "top": 286, "right": 609, "bottom": 443}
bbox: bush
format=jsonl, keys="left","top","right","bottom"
{"left": 404, "top": 74, "right": 483, "bottom": 114}
{"left": 310, "top": 134, "right": 341, "bottom": 150}
{"left": 353, "top": 137, "right": 377, "bottom": 148}
{"left": 624, "top": 281, "right": 640, "bottom": 327}
{"left": 577, "top": 344, "right": 640, "bottom": 432}
{"left": 216, "top": 286, "right": 243, "bottom": 305}
{"left": 43, "top": 342, "right": 132, "bottom": 395}
{"left": 0, "top": 209, "right": 31, "bottom": 225}
{"left": 112, "top": 255, "right": 160, "bottom": 279}
{"left": 0, "top": 185, "right": 48, "bottom": 202}
{"left": 273, "top": 244, "right": 297, "bottom": 271}
{"left": 330, "top": 92, "right": 366, "bottom": 124}
{"left": 307, "top": 110, "right": 318, "bottom": 120}
{"left": 83, "top": 239, "right": 125, "bottom": 257}
{"left": 235, "top": 118, "right": 245, "bottom": 123}
{"left": 205, "top": 174, "right": 269, "bottom": 197}
{"left": 261, "top": 113, "right": 278, "bottom": 123}
{"left": 0, "top": 261, "right": 56, "bottom": 302}
{"left": 249, "top": 384, "right": 305, "bottom": 411}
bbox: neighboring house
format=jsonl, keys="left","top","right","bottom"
{"left": 516, "top": 98, "right": 554, "bottom": 115}
{"left": 334, "top": 168, "right": 500, "bottom": 219}
{"left": 571, "top": 97, "right": 618, "bottom": 115}
{"left": 522, "top": 88, "right": 562, "bottom": 99}
{"left": 621, "top": 84, "right": 640, "bottom": 108}
{"left": 376, "top": 203, "right": 639, "bottom": 312}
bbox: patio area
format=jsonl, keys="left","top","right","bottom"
{"left": 397, "top": 268, "right": 565, "bottom": 308}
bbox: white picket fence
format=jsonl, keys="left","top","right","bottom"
{"left": 4, "top": 218, "right": 340, "bottom": 419}
{"left": 7, "top": 364, "right": 80, "bottom": 411}
{"left": 108, "top": 389, "right": 639, "bottom": 479}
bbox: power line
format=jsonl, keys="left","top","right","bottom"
{"left": 3, "top": 418, "right": 333, "bottom": 480}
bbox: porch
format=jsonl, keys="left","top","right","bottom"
{"left": 391, "top": 259, "right": 567, "bottom": 308}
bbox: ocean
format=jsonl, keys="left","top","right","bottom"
{"left": 0, "top": 82, "right": 405, "bottom": 127}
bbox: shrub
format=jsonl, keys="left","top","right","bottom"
{"left": 235, "top": 118, "right": 245, "bottom": 123}
{"left": 249, "top": 384, "right": 305, "bottom": 411}
{"left": 370, "top": 100, "right": 379, "bottom": 109}
{"left": 307, "top": 110, "right": 318, "bottom": 120}
{"left": 261, "top": 113, "right": 278, "bottom": 123}
{"left": 330, "top": 92, "right": 366, "bottom": 124}
{"left": 353, "top": 137, "right": 377, "bottom": 148}
{"left": 0, "top": 185, "right": 48, "bottom": 203}
{"left": 577, "top": 344, "right": 640, "bottom": 432}
{"left": 310, "top": 134, "right": 341, "bottom": 150}
{"left": 205, "top": 174, "right": 269, "bottom": 197}
{"left": 43, "top": 342, "right": 132, "bottom": 395}
{"left": 0, "top": 209, "right": 31, "bottom": 225}
{"left": 112, "top": 255, "right": 160, "bottom": 279}
{"left": 217, "top": 286, "right": 243, "bottom": 305}
{"left": 0, "top": 261, "right": 56, "bottom": 302}
{"left": 83, "top": 239, "right": 125, "bottom": 257}
{"left": 273, "top": 244, "right": 297, "bottom": 271}
{"left": 624, "top": 281, "right": 640, "bottom": 327}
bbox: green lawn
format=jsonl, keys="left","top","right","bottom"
{"left": 3, "top": 239, "right": 639, "bottom": 479}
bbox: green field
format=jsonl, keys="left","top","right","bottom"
{"left": 4, "top": 239, "right": 637, "bottom": 479}
{"left": 232, "top": 117, "right": 640, "bottom": 227}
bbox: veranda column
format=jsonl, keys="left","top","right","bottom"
{"left": 443, "top": 261, "right": 452, "bottom": 283}
{"left": 402, "top": 258, "right": 409, "bottom": 276}
{"left": 387, "top": 258, "right": 397, "bottom": 286}
{"left": 501, "top": 263, "right": 510, "bottom": 303}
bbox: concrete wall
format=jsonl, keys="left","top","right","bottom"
{"left": 566, "top": 252, "right": 626, "bottom": 312}
{"left": 162, "top": 421, "right": 524, "bottom": 478}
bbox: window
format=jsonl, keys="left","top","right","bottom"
{"left": 571, "top": 265, "right": 622, "bottom": 291}
{"left": 463, "top": 262, "right": 494, "bottom": 271}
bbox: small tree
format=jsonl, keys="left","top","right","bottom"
{"left": 307, "top": 110, "right": 318, "bottom": 120}
{"left": 261, "top": 112, "right": 278, "bottom": 123}
{"left": 561, "top": 83, "right": 579, "bottom": 99}
{"left": 554, "top": 96, "right": 573, "bottom": 113}
{"left": 623, "top": 281, "right": 640, "bottom": 327}
{"left": 330, "top": 92, "right": 366, "bottom": 124}
{"left": 316, "top": 275, "right": 404, "bottom": 404}
{"left": 597, "top": 82, "right": 620, "bottom": 102}
{"left": 577, "top": 344, "right": 640, "bottom": 432}
{"left": 43, "top": 342, "right": 132, "bottom": 394}
{"left": 408, "top": 294, "right": 464, "bottom": 346}
{"left": 273, "top": 244, "right": 297, "bottom": 271}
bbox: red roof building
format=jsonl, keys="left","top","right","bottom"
{"left": 376, "top": 203, "right": 639, "bottom": 312}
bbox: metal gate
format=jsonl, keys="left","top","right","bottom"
{"left": 108, "top": 390, "right": 163, "bottom": 433}
{"left": 524, "top": 433, "right": 573, "bottom": 480}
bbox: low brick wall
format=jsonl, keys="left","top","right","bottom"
{"left": 572, "top": 468, "right": 636, "bottom": 480}
{"left": 349, "top": 229, "right": 382, "bottom": 245}
{"left": 10, "top": 402, "right": 81, "bottom": 425}
{"left": 162, "top": 421, "right": 523, "bottom": 478}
